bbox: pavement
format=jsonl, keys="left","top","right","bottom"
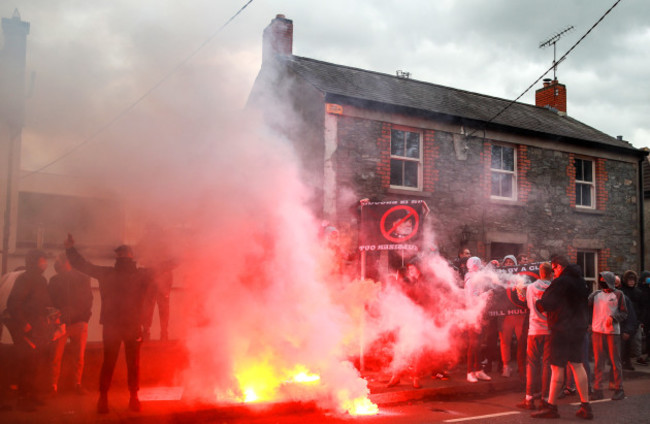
{"left": 2, "top": 340, "right": 650, "bottom": 423}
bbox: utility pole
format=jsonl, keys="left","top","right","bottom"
{"left": 0, "top": 10, "right": 30, "bottom": 274}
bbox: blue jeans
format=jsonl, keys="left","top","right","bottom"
{"left": 526, "top": 334, "right": 551, "bottom": 399}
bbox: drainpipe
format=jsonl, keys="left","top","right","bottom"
{"left": 639, "top": 157, "right": 645, "bottom": 271}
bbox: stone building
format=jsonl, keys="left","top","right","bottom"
{"left": 249, "top": 15, "right": 647, "bottom": 285}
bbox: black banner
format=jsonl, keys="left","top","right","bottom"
{"left": 358, "top": 200, "right": 429, "bottom": 251}
{"left": 487, "top": 262, "right": 541, "bottom": 317}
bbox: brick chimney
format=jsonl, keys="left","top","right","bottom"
{"left": 262, "top": 14, "right": 293, "bottom": 63}
{"left": 535, "top": 78, "right": 567, "bottom": 115}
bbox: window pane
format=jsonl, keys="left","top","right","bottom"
{"left": 405, "top": 132, "right": 420, "bottom": 158}
{"left": 575, "top": 158, "right": 584, "bottom": 181}
{"left": 503, "top": 147, "right": 514, "bottom": 171}
{"left": 577, "top": 253, "right": 585, "bottom": 275}
{"left": 491, "top": 173, "right": 502, "bottom": 196}
{"left": 404, "top": 161, "right": 418, "bottom": 187}
{"left": 500, "top": 174, "right": 513, "bottom": 197}
{"left": 391, "top": 130, "right": 405, "bottom": 156}
{"left": 576, "top": 183, "right": 583, "bottom": 205}
{"left": 576, "top": 183, "right": 592, "bottom": 207}
{"left": 582, "top": 184, "right": 592, "bottom": 206}
{"left": 583, "top": 160, "right": 593, "bottom": 182}
{"left": 390, "top": 159, "right": 403, "bottom": 185}
{"left": 581, "top": 252, "right": 596, "bottom": 279}
{"left": 491, "top": 146, "right": 502, "bottom": 169}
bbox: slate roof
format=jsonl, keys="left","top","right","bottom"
{"left": 279, "top": 55, "right": 641, "bottom": 155}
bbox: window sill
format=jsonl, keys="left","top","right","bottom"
{"left": 489, "top": 197, "right": 526, "bottom": 207}
{"left": 387, "top": 188, "right": 432, "bottom": 198}
{"left": 573, "top": 207, "right": 604, "bottom": 215}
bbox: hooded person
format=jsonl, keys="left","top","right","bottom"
{"left": 6, "top": 250, "right": 53, "bottom": 411}
{"left": 588, "top": 271, "right": 627, "bottom": 401}
{"left": 64, "top": 235, "right": 153, "bottom": 414}
{"left": 464, "top": 257, "right": 492, "bottom": 383}
{"left": 502, "top": 255, "right": 518, "bottom": 267}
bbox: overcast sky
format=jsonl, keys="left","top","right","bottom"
{"left": 2, "top": 0, "right": 649, "bottom": 176}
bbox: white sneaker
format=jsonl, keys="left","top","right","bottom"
{"left": 502, "top": 365, "right": 511, "bottom": 378}
{"left": 467, "top": 372, "right": 478, "bottom": 383}
{"left": 475, "top": 370, "right": 492, "bottom": 381}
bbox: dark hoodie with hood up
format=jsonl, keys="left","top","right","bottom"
{"left": 536, "top": 263, "right": 590, "bottom": 334}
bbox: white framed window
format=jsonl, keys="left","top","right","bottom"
{"left": 490, "top": 144, "right": 516, "bottom": 199}
{"left": 575, "top": 158, "right": 595, "bottom": 208}
{"left": 390, "top": 128, "right": 422, "bottom": 189}
{"left": 576, "top": 250, "right": 597, "bottom": 292}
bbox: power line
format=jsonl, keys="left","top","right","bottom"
{"left": 465, "top": 0, "right": 623, "bottom": 139}
{"left": 22, "top": 0, "right": 255, "bottom": 179}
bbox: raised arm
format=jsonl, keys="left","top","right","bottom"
{"left": 64, "top": 234, "right": 106, "bottom": 280}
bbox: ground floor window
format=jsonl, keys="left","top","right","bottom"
{"left": 576, "top": 250, "right": 598, "bottom": 291}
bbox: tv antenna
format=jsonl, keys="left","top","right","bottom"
{"left": 539, "top": 25, "right": 574, "bottom": 80}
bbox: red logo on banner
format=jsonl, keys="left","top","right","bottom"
{"left": 379, "top": 205, "right": 420, "bottom": 243}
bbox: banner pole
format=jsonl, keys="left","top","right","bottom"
{"left": 360, "top": 249, "right": 366, "bottom": 373}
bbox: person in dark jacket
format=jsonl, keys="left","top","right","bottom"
{"left": 6, "top": 250, "right": 52, "bottom": 411}
{"left": 531, "top": 254, "right": 593, "bottom": 420}
{"left": 48, "top": 253, "right": 93, "bottom": 394}
{"left": 635, "top": 271, "right": 650, "bottom": 366}
{"left": 64, "top": 234, "right": 152, "bottom": 414}
{"left": 620, "top": 270, "right": 642, "bottom": 370}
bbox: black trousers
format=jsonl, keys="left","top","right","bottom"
{"left": 7, "top": 324, "right": 49, "bottom": 399}
{"left": 99, "top": 324, "right": 141, "bottom": 394}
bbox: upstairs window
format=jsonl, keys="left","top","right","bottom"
{"left": 575, "top": 158, "right": 595, "bottom": 208}
{"left": 491, "top": 144, "right": 516, "bottom": 199}
{"left": 390, "top": 129, "right": 421, "bottom": 189}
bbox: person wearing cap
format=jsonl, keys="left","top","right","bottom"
{"left": 64, "top": 234, "right": 152, "bottom": 414}
{"left": 589, "top": 271, "right": 628, "bottom": 401}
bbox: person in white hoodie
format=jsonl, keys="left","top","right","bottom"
{"left": 589, "top": 271, "right": 627, "bottom": 401}
{"left": 515, "top": 262, "right": 553, "bottom": 410}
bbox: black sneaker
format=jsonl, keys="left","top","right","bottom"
{"left": 636, "top": 357, "right": 648, "bottom": 366}
{"left": 611, "top": 389, "right": 625, "bottom": 401}
{"left": 532, "top": 403, "right": 559, "bottom": 419}
{"left": 516, "top": 399, "right": 536, "bottom": 410}
{"left": 576, "top": 403, "right": 593, "bottom": 420}
{"left": 623, "top": 362, "right": 635, "bottom": 371}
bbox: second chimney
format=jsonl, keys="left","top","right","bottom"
{"left": 262, "top": 14, "right": 293, "bottom": 63}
